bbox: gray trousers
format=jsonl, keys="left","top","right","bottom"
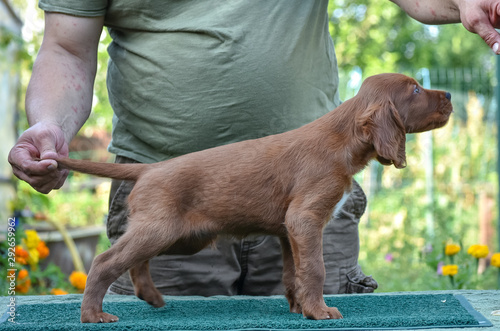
{"left": 107, "top": 156, "right": 377, "bottom": 296}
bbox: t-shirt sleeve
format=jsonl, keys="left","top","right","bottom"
{"left": 38, "top": 0, "right": 108, "bottom": 17}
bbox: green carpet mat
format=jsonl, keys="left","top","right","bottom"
{"left": 0, "top": 294, "right": 492, "bottom": 330}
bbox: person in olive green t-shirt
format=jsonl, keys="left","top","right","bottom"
{"left": 40, "top": 1, "right": 343, "bottom": 163}
{"left": 9, "top": 0, "right": 500, "bottom": 296}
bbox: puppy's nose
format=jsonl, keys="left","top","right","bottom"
{"left": 445, "top": 92, "right": 451, "bottom": 100}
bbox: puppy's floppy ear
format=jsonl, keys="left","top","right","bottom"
{"left": 358, "top": 100, "right": 407, "bottom": 169}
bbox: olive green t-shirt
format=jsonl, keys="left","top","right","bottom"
{"left": 39, "top": 0, "right": 341, "bottom": 163}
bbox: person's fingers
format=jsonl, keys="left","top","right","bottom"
{"left": 473, "top": 19, "right": 500, "bottom": 53}
{"left": 8, "top": 123, "right": 69, "bottom": 193}
{"left": 28, "top": 176, "right": 61, "bottom": 194}
{"left": 460, "top": 3, "right": 500, "bottom": 54}
{"left": 52, "top": 169, "right": 70, "bottom": 190}
{"left": 9, "top": 144, "right": 56, "bottom": 176}
{"left": 13, "top": 157, "right": 68, "bottom": 193}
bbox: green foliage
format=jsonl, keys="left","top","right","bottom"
{"left": 328, "top": 0, "right": 493, "bottom": 75}
{"left": 10, "top": 181, "right": 51, "bottom": 215}
{"left": 362, "top": 254, "right": 499, "bottom": 292}
{"left": 359, "top": 93, "right": 499, "bottom": 291}
{"left": 12, "top": 178, "right": 109, "bottom": 228}
{"left": 420, "top": 241, "right": 499, "bottom": 290}
{"left": 46, "top": 173, "right": 110, "bottom": 227}
{"left": 95, "top": 231, "right": 111, "bottom": 255}
{"left": 26, "top": 263, "right": 73, "bottom": 295}
{"left": 0, "top": 26, "right": 22, "bottom": 51}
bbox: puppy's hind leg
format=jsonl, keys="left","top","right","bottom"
{"left": 80, "top": 218, "right": 182, "bottom": 323}
{"left": 129, "top": 260, "right": 165, "bottom": 308}
{"left": 127, "top": 221, "right": 218, "bottom": 310}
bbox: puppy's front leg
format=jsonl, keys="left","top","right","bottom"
{"left": 280, "top": 237, "right": 301, "bottom": 314}
{"left": 285, "top": 212, "right": 343, "bottom": 320}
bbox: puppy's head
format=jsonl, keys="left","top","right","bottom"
{"left": 357, "top": 73, "right": 453, "bottom": 169}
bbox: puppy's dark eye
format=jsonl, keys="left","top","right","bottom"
{"left": 413, "top": 85, "right": 420, "bottom": 94}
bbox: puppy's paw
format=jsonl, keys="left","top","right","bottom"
{"left": 81, "top": 312, "right": 119, "bottom": 323}
{"left": 288, "top": 301, "right": 302, "bottom": 314}
{"left": 304, "top": 306, "right": 343, "bottom": 320}
{"left": 143, "top": 293, "right": 165, "bottom": 308}
{"left": 137, "top": 288, "right": 165, "bottom": 308}
{"left": 323, "top": 307, "right": 343, "bottom": 319}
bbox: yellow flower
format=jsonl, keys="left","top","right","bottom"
{"left": 36, "top": 241, "right": 50, "bottom": 259}
{"left": 69, "top": 271, "right": 87, "bottom": 291}
{"left": 491, "top": 253, "right": 500, "bottom": 268}
{"left": 23, "top": 229, "right": 41, "bottom": 250}
{"left": 441, "top": 264, "right": 459, "bottom": 276}
{"left": 22, "top": 229, "right": 43, "bottom": 267}
{"left": 27, "top": 248, "right": 40, "bottom": 267}
{"left": 467, "top": 244, "right": 489, "bottom": 259}
{"left": 50, "top": 288, "right": 69, "bottom": 295}
{"left": 445, "top": 244, "right": 461, "bottom": 256}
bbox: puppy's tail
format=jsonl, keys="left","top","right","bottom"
{"left": 56, "top": 157, "right": 148, "bottom": 181}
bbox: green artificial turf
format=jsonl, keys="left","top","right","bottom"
{"left": 0, "top": 293, "right": 492, "bottom": 330}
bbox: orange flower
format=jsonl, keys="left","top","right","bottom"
{"left": 15, "top": 269, "right": 31, "bottom": 294}
{"left": 50, "top": 288, "right": 69, "bottom": 295}
{"left": 36, "top": 241, "right": 50, "bottom": 259}
{"left": 16, "top": 281, "right": 31, "bottom": 294}
{"left": 15, "top": 245, "right": 29, "bottom": 265}
{"left": 18, "top": 269, "right": 29, "bottom": 279}
{"left": 69, "top": 271, "right": 87, "bottom": 291}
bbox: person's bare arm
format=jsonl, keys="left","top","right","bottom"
{"left": 8, "top": 13, "right": 104, "bottom": 193}
{"left": 391, "top": 0, "right": 500, "bottom": 54}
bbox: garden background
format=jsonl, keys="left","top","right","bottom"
{"left": 1, "top": 0, "right": 499, "bottom": 295}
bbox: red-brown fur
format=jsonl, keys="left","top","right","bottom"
{"left": 55, "top": 73, "right": 453, "bottom": 323}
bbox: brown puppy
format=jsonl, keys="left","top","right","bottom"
{"left": 56, "top": 73, "right": 452, "bottom": 323}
